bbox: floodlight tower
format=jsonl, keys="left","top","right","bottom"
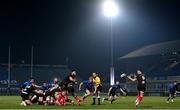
{"left": 103, "top": 0, "right": 118, "bottom": 85}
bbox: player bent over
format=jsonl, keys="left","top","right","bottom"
{"left": 55, "top": 91, "right": 66, "bottom": 106}
{"left": 127, "top": 69, "right": 146, "bottom": 107}
{"left": 166, "top": 81, "right": 178, "bottom": 103}
{"left": 20, "top": 80, "right": 42, "bottom": 106}
{"left": 79, "top": 76, "right": 94, "bottom": 101}
{"left": 92, "top": 72, "right": 102, "bottom": 105}
{"left": 102, "top": 81, "right": 126, "bottom": 104}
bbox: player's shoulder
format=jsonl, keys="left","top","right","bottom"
{"left": 82, "top": 80, "right": 88, "bottom": 83}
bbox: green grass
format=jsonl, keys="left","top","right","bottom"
{"left": 0, "top": 96, "right": 180, "bottom": 109}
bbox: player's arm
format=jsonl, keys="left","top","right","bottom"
{"left": 120, "top": 88, "right": 126, "bottom": 95}
{"left": 49, "top": 84, "right": 59, "bottom": 92}
{"left": 69, "top": 76, "right": 75, "bottom": 82}
{"left": 127, "top": 75, "right": 137, "bottom": 82}
{"left": 79, "top": 82, "right": 83, "bottom": 90}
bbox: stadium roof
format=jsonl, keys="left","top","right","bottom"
{"left": 120, "top": 40, "right": 180, "bottom": 59}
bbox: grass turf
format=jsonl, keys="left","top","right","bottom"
{"left": 0, "top": 96, "right": 180, "bottom": 109}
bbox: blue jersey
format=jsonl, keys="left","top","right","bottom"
{"left": 82, "top": 80, "right": 94, "bottom": 91}
{"left": 169, "top": 83, "right": 177, "bottom": 92}
{"left": 21, "top": 81, "right": 31, "bottom": 89}
{"left": 111, "top": 84, "right": 121, "bottom": 91}
{"left": 38, "top": 85, "right": 50, "bottom": 92}
{"left": 21, "top": 83, "right": 35, "bottom": 95}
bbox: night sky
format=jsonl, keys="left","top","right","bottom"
{"left": 0, "top": 0, "right": 180, "bottom": 76}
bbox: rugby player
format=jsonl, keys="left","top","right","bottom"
{"left": 60, "top": 70, "right": 80, "bottom": 105}
{"left": 46, "top": 77, "right": 61, "bottom": 105}
{"left": 166, "top": 81, "right": 178, "bottom": 103}
{"left": 102, "top": 81, "right": 126, "bottom": 104}
{"left": 79, "top": 76, "right": 94, "bottom": 101}
{"left": 127, "top": 69, "right": 146, "bottom": 107}
{"left": 20, "top": 80, "right": 42, "bottom": 106}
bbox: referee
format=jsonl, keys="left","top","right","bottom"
{"left": 92, "top": 72, "right": 102, "bottom": 105}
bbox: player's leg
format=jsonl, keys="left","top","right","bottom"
{"left": 97, "top": 90, "right": 101, "bottom": 105}
{"left": 92, "top": 91, "right": 97, "bottom": 105}
{"left": 171, "top": 92, "right": 175, "bottom": 102}
{"left": 97, "top": 85, "right": 102, "bottom": 105}
{"left": 25, "top": 99, "right": 32, "bottom": 106}
{"left": 38, "top": 95, "right": 44, "bottom": 105}
{"left": 110, "top": 95, "right": 117, "bottom": 104}
{"left": 135, "top": 91, "right": 144, "bottom": 106}
{"left": 139, "top": 91, "right": 144, "bottom": 103}
{"left": 20, "top": 93, "right": 27, "bottom": 106}
{"left": 68, "top": 86, "right": 80, "bottom": 105}
{"left": 103, "top": 90, "right": 113, "bottom": 103}
{"left": 81, "top": 89, "right": 90, "bottom": 101}
{"left": 102, "top": 93, "right": 111, "bottom": 102}
{"left": 21, "top": 93, "right": 32, "bottom": 106}
{"left": 167, "top": 93, "right": 172, "bottom": 103}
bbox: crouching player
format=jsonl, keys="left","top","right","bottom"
{"left": 102, "top": 81, "right": 126, "bottom": 104}
{"left": 31, "top": 82, "right": 50, "bottom": 105}
{"left": 20, "top": 80, "right": 42, "bottom": 106}
{"left": 55, "top": 91, "right": 66, "bottom": 106}
{"left": 79, "top": 76, "right": 94, "bottom": 101}
{"left": 127, "top": 69, "right": 146, "bottom": 107}
{"left": 166, "top": 81, "right": 179, "bottom": 103}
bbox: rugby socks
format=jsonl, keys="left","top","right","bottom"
{"left": 135, "top": 96, "right": 142, "bottom": 106}
{"left": 111, "top": 99, "right": 115, "bottom": 104}
{"left": 82, "top": 96, "right": 87, "bottom": 100}
{"left": 139, "top": 96, "right": 142, "bottom": 103}
{"left": 104, "top": 98, "right": 108, "bottom": 101}
{"left": 98, "top": 96, "right": 101, "bottom": 105}
{"left": 92, "top": 96, "right": 96, "bottom": 105}
{"left": 74, "top": 96, "right": 80, "bottom": 105}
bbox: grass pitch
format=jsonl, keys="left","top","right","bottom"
{"left": 0, "top": 96, "right": 180, "bottom": 109}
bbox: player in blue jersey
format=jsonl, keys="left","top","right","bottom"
{"left": 20, "top": 80, "right": 42, "bottom": 106}
{"left": 79, "top": 76, "right": 94, "bottom": 101}
{"left": 102, "top": 81, "right": 126, "bottom": 104}
{"left": 166, "top": 81, "right": 179, "bottom": 103}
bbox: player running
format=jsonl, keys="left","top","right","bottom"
{"left": 79, "top": 76, "right": 94, "bottom": 101}
{"left": 60, "top": 70, "right": 80, "bottom": 105}
{"left": 102, "top": 81, "right": 126, "bottom": 104}
{"left": 127, "top": 69, "right": 146, "bottom": 107}
{"left": 166, "top": 81, "right": 178, "bottom": 103}
{"left": 92, "top": 72, "right": 102, "bottom": 105}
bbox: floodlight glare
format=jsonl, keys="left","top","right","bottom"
{"left": 103, "top": 0, "right": 118, "bottom": 17}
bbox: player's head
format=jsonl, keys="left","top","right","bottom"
{"left": 115, "top": 81, "right": 120, "bottom": 85}
{"left": 92, "top": 72, "right": 97, "bottom": 77}
{"left": 42, "top": 81, "right": 47, "bottom": 86}
{"left": 31, "top": 82, "right": 36, "bottom": 86}
{"left": 137, "top": 69, "right": 143, "bottom": 75}
{"left": 71, "top": 70, "right": 76, "bottom": 76}
{"left": 174, "top": 80, "right": 177, "bottom": 85}
{"left": 88, "top": 76, "right": 93, "bottom": 82}
{"left": 30, "top": 78, "right": 34, "bottom": 83}
{"left": 53, "top": 77, "right": 59, "bottom": 84}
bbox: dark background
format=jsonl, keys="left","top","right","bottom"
{"left": 0, "top": 0, "right": 180, "bottom": 77}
